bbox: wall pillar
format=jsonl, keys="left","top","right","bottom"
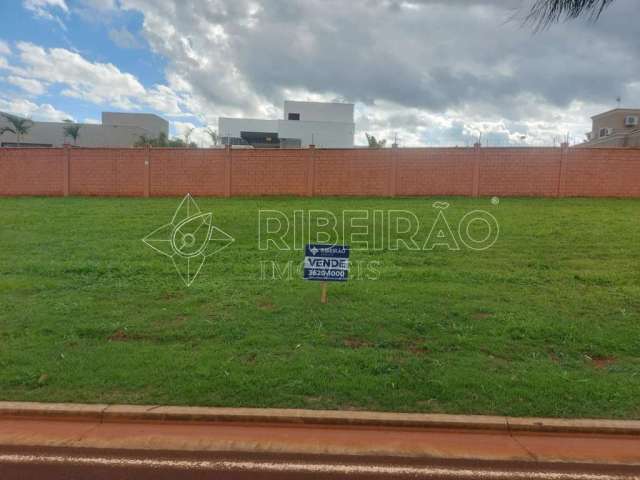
{"left": 557, "top": 142, "right": 569, "bottom": 198}
{"left": 224, "top": 144, "right": 232, "bottom": 198}
{"left": 306, "top": 144, "right": 316, "bottom": 197}
{"left": 472, "top": 142, "right": 481, "bottom": 198}
{"left": 390, "top": 144, "right": 398, "bottom": 197}
{"left": 143, "top": 145, "right": 151, "bottom": 198}
{"left": 63, "top": 145, "right": 70, "bottom": 197}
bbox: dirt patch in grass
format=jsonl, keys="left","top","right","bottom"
{"left": 587, "top": 355, "right": 617, "bottom": 369}
{"left": 108, "top": 330, "right": 130, "bottom": 342}
{"left": 548, "top": 351, "right": 561, "bottom": 364}
{"left": 406, "top": 340, "right": 429, "bottom": 355}
{"left": 257, "top": 300, "right": 276, "bottom": 311}
{"left": 153, "top": 315, "right": 188, "bottom": 328}
{"left": 343, "top": 337, "right": 373, "bottom": 349}
{"left": 107, "top": 330, "right": 144, "bottom": 342}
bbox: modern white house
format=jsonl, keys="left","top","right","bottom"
{"left": 0, "top": 111, "right": 169, "bottom": 147}
{"left": 218, "top": 100, "right": 355, "bottom": 148}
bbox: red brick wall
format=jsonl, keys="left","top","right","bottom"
{"left": 2, "top": 146, "right": 640, "bottom": 198}
{"left": 478, "top": 148, "right": 561, "bottom": 197}
{"left": 0, "top": 148, "right": 66, "bottom": 195}
{"left": 150, "top": 148, "right": 226, "bottom": 196}
{"left": 231, "top": 148, "right": 309, "bottom": 196}
{"left": 314, "top": 148, "right": 391, "bottom": 196}
{"left": 396, "top": 148, "right": 475, "bottom": 196}
{"left": 562, "top": 148, "right": 640, "bottom": 197}
{"left": 70, "top": 148, "right": 146, "bottom": 196}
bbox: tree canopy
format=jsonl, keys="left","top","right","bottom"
{"left": 365, "top": 133, "right": 387, "bottom": 148}
{"left": 0, "top": 113, "right": 34, "bottom": 145}
{"left": 526, "top": 0, "right": 615, "bottom": 29}
{"left": 63, "top": 120, "right": 81, "bottom": 145}
{"left": 134, "top": 132, "right": 197, "bottom": 148}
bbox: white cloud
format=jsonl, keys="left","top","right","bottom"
{"left": 0, "top": 41, "right": 10, "bottom": 56}
{"left": 77, "top": 0, "right": 117, "bottom": 10}
{"left": 24, "top": 0, "right": 68, "bottom": 13}
{"left": 108, "top": 27, "right": 144, "bottom": 49}
{"left": 113, "top": 0, "right": 639, "bottom": 146}
{"left": 11, "top": 42, "right": 186, "bottom": 114}
{"left": 143, "top": 85, "right": 183, "bottom": 115}
{"left": 15, "top": 42, "right": 146, "bottom": 108}
{"left": 11, "top": 0, "right": 637, "bottom": 146}
{"left": 0, "top": 97, "right": 71, "bottom": 122}
{"left": 6, "top": 76, "right": 48, "bottom": 96}
{"left": 172, "top": 121, "right": 217, "bottom": 146}
{"left": 23, "top": 0, "right": 68, "bottom": 28}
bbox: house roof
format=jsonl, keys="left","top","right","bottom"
{"left": 591, "top": 108, "right": 640, "bottom": 119}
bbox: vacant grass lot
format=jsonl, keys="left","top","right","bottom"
{"left": 1, "top": 196, "right": 639, "bottom": 419}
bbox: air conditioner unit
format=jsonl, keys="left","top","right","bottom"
{"left": 606, "top": 128, "right": 615, "bottom": 136}
{"left": 624, "top": 115, "right": 638, "bottom": 127}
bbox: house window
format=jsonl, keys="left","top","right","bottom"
{"left": 288, "top": 113, "right": 300, "bottom": 121}
{"left": 599, "top": 128, "right": 608, "bottom": 138}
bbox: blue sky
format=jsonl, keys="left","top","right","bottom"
{"left": 0, "top": 0, "right": 203, "bottom": 139}
{"left": 4, "top": 2, "right": 171, "bottom": 120}
{"left": 0, "top": 0, "right": 638, "bottom": 146}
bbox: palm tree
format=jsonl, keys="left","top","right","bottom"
{"left": 365, "top": 133, "right": 387, "bottom": 148}
{"left": 526, "top": 0, "right": 615, "bottom": 29}
{"left": 206, "top": 128, "right": 219, "bottom": 146}
{"left": 62, "top": 120, "right": 81, "bottom": 146}
{"left": 1, "top": 113, "right": 34, "bottom": 146}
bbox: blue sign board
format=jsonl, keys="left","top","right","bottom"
{"left": 304, "top": 244, "right": 350, "bottom": 282}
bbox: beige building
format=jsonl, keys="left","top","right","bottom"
{"left": 581, "top": 108, "right": 640, "bottom": 147}
{"left": 0, "top": 111, "right": 169, "bottom": 147}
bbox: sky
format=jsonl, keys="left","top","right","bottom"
{"left": 0, "top": 0, "right": 638, "bottom": 147}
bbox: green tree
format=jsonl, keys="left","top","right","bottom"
{"left": 206, "top": 128, "right": 219, "bottom": 146}
{"left": 62, "top": 120, "right": 81, "bottom": 145}
{"left": 134, "top": 132, "right": 197, "bottom": 148}
{"left": 365, "top": 132, "right": 387, "bottom": 148}
{"left": 0, "top": 113, "right": 34, "bottom": 146}
{"left": 526, "top": 0, "right": 614, "bottom": 29}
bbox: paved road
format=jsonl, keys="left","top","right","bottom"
{"left": 2, "top": 446, "right": 640, "bottom": 480}
{"left": 1, "top": 409, "right": 640, "bottom": 479}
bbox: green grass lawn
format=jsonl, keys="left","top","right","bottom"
{"left": 1, "top": 196, "right": 639, "bottom": 419}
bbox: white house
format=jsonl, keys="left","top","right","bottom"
{"left": 218, "top": 100, "right": 355, "bottom": 148}
{"left": 0, "top": 112, "right": 168, "bottom": 147}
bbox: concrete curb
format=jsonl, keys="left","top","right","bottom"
{"left": 1, "top": 401, "right": 639, "bottom": 435}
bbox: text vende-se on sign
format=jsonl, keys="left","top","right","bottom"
{"left": 304, "top": 244, "right": 350, "bottom": 282}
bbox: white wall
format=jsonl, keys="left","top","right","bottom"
{"left": 0, "top": 112, "right": 170, "bottom": 147}
{"left": 219, "top": 101, "right": 355, "bottom": 148}
{"left": 278, "top": 119, "right": 354, "bottom": 148}
{"left": 102, "top": 112, "right": 168, "bottom": 138}
{"left": 0, "top": 118, "right": 151, "bottom": 147}
{"left": 284, "top": 101, "right": 354, "bottom": 123}
{"left": 218, "top": 118, "right": 279, "bottom": 138}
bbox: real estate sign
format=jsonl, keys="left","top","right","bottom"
{"left": 304, "top": 244, "right": 350, "bottom": 282}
